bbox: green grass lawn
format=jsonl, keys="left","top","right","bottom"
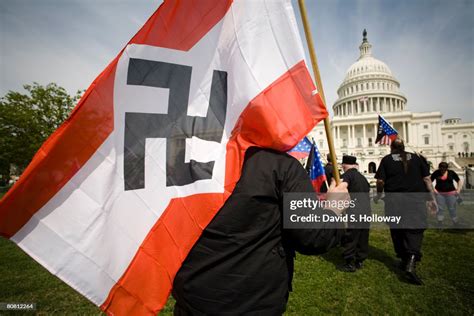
{"left": 0, "top": 202, "right": 473, "bottom": 315}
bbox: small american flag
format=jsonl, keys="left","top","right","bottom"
{"left": 375, "top": 115, "right": 398, "bottom": 145}
{"left": 305, "top": 140, "right": 327, "bottom": 193}
{"left": 288, "top": 136, "right": 313, "bottom": 160}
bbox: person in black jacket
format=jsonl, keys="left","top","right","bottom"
{"left": 339, "top": 155, "right": 371, "bottom": 272}
{"left": 172, "top": 147, "right": 350, "bottom": 315}
{"left": 374, "top": 139, "right": 436, "bottom": 285}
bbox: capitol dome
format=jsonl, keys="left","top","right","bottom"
{"left": 344, "top": 55, "right": 393, "bottom": 82}
{"left": 333, "top": 30, "right": 406, "bottom": 117}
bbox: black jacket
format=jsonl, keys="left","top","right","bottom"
{"left": 342, "top": 168, "right": 371, "bottom": 214}
{"left": 172, "top": 147, "right": 343, "bottom": 315}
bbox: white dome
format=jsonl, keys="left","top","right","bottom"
{"left": 332, "top": 30, "right": 407, "bottom": 117}
{"left": 343, "top": 56, "right": 393, "bottom": 83}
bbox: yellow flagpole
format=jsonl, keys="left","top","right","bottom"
{"left": 298, "top": 0, "right": 341, "bottom": 185}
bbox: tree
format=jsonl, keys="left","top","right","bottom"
{"left": 0, "top": 83, "right": 82, "bottom": 185}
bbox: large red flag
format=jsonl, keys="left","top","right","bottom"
{"left": 0, "top": 0, "right": 327, "bottom": 314}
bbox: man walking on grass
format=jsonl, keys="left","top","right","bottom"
{"left": 339, "top": 155, "right": 371, "bottom": 272}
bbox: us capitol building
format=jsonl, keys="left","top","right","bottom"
{"left": 309, "top": 30, "right": 474, "bottom": 176}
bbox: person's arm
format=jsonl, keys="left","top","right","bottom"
{"left": 374, "top": 159, "right": 386, "bottom": 203}
{"left": 375, "top": 179, "right": 384, "bottom": 202}
{"left": 423, "top": 176, "right": 438, "bottom": 215}
{"left": 431, "top": 171, "right": 439, "bottom": 193}
{"left": 423, "top": 176, "right": 436, "bottom": 201}
{"left": 452, "top": 171, "right": 462, "bottom": 194}
{"left": 456, "top": 179, "right": 463, "bottom": 194}
{"left": 420, "top": 159, "right": 437, "bottom": 214}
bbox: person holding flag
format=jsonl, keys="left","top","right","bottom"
{"left": 0, "top": 0, "right": 349, "bottom": 314}
{"left": 173, "top": 147, "right": 350, "bottom": 314}
{"left": 375, "top": 115, "right": 398, "bottom": 145}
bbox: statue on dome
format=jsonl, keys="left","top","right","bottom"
{"left": 363, "top": 29, "right": 367, "bottom": 41}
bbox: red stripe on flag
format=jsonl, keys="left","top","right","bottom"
{"left": 0, "top": 61, "right": 116, "bottom": 238}
{"left": 130, "top": 0, "right": 233, "bottom": 50}
{"left": 0, "top": 0, "right": 233, "bottom": 239}
{"left": 100, "top": 61, "right": 327, "bottom": 314}
{"left": 288, "top": 151, "right": 309, "bottom": 160}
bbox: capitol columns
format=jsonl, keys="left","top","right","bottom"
{"left": 352, "top": 125, "right": 355, "bottom": 147}
{"left": 407, "top": 121, "right": 412, "bottom": 144}
{"left": 363, "top": 124, "right": 367, "bottom": 146}
{"left": 347, "top": 125, "right": 351, "bottom": 147}
{"left": 403, "top": 122, "right": 408, "bottom": 143}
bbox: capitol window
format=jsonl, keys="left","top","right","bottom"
{"left": 463, "top": 135, "right": 467, "bottom": 138}
{"left": 423, "top": 125, "right": 429, "bottom": 129}
{"left": 424, "top": 136, "right": 430, "bottom": 145}
{"left": 448, "top": 135, "right": 453, "bottom": 139}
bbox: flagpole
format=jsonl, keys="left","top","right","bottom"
{"left": 297, "top": 0, "right": 341, "bottom": 185}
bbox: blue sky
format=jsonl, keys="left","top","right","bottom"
{"left": 1, "top": 0, "right": 472, "bottom": 120}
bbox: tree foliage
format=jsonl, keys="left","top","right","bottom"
{"left": 0, "top": 83, "right": 82, "bottom": 184}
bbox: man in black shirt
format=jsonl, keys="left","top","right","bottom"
{"left": 340, "top": 155, "right": 371, "bottom": 272}
{"left": 374, "top": 139, "right": 436, "bottom": 285}
{"left": 172, "top": 147, "right": 350, "bottom": 315}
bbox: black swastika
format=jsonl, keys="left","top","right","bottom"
{"left": 124, "top": 58, "right": 227, "bottom": 190}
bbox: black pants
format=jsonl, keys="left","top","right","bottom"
{"left": 342, "top": 228, "right": 370, "bottom": 262}
{"left": 390, "top": 228, "right": 424, "bottom": 261}
{"left": 384, "top": 194, "right": 427, "bottom": 262}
